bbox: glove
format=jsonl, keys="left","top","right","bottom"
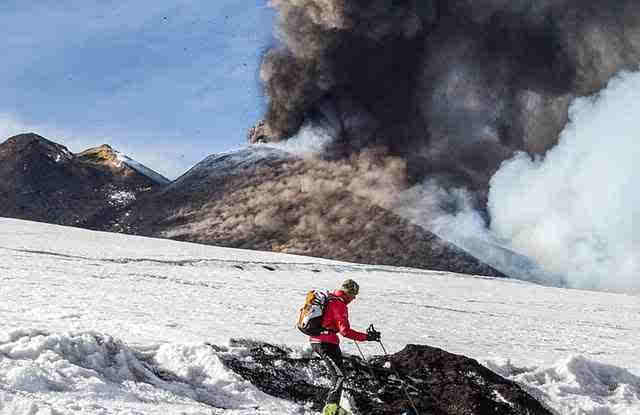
{"left": 366, "top": 325, "right": 381, "bottom": 342}
{"left": 367, "top": 331, "right": 381, "bottom": 342}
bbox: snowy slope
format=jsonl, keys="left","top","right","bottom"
{"left": 115, "top": 150, "right": 171, "bottom": 186}
{"left": 1, "top": 218, "right": 638, "bottom": 414}
{"left": 169, "top": 146, "right": 290, "bottom": 192}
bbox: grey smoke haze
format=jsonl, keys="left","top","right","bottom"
{"left": 256, "top": 0, "right": 640, "bottom": 291}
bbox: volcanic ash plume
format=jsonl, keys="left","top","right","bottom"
{"left": 257, "top": 0, "right": 640, "bottom": 195}
{"left": 256, "top": 0, "right": 430, "bottom": 145}
{"left": 253, "top": 0, "right": 640, "bottom": 289}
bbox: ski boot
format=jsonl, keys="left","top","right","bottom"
{"left": 322, "top": 403, "right": 351, "bottom": 415}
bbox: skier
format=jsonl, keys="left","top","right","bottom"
{"left": 311, "top": 279, "right": 381, "bottom": 415}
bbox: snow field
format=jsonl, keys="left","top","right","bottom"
{"left": 0, "top": 329, "right": 304, "bottom": 414}
{"left": 487, "top": 357, "right": 640, "bottom": 415}
{"left": 1, "top": 218, "right": 638, "bottom": 414}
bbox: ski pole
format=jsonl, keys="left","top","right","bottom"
{"left": 377, "top": 338, "right": 420, "bottom": 415}
{"left": 353, "top": 341, "right": 380, "bottom": 385}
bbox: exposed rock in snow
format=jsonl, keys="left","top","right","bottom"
{"left": 0, "top": 331, "right": 555, "bottom": 415}
{"left": 220, "top": 339, "right": 554, "bottom": 415}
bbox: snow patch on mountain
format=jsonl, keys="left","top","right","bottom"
{"left": 108, "top": 190, "right": 136, "bottom": 207}
{"left": 50, "top": 146, "right": 73, "bottom": 164}
{"left": 170, "top": 146, "right": 293, "bottom": 192}
{"left": 115, "top": 151, "right": 171, "bottom": 186}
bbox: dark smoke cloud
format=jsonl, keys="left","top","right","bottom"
{"left": 257, "top": 0, "right": 640, "bottom": 203}
{"left": 259, "top": 0, "right": 431, "bottom": 140}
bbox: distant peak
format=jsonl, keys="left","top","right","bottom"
{"left": 2, "top": 133, "right": 72, "bottom": 157}
{"left": 7, "top": 132, "right": 54, "bottom": 145}
{"left": 9, "top": 132, "right": 44, "bottom": 140}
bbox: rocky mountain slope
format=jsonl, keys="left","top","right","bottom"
{"left": 0, "top": 133, "right": 169, "bottom": 226}
{"left": 0, "top": 133, "right": 505, "bottom": 276}
{"left": 94, "top": 146, "right": 504, "bottom": 276}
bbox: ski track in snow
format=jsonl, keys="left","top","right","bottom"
{"left": 0, "top": 218, "right": 638, "bottom": 414}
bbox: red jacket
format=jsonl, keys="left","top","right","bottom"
{"left": 310, "top": 290, "right": 368, "bottom": 344}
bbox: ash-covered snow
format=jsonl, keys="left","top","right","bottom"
{"left": 0, "top": 218, "right": 638, "bottom": 414}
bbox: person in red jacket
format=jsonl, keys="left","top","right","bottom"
{"left": 311, "top": 279, "right": 381, "bottom": 414}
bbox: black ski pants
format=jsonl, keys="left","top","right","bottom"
{"left": 312, "top": 342, "right": 345, "bottom": 406}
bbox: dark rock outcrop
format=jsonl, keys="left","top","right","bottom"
{"left": 0, "top": 133, "right": 169, "bottom": 226}
{"left": 220, "top": 339, "right": 553, "bottom": 415}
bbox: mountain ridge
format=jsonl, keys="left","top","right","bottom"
{"left": 0, "top": 133, "right": 506, "bottom": 277}
{"left": 90, "top": 145, "right": 506, "bottom": 276}
{"left": 0, "top": 133, "right": 169, "bottom": 226}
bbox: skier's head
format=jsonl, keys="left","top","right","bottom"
{"left": 340, "top": 279, "right": 359, "bottom": 301}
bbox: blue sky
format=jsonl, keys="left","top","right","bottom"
{"left": 0, "top": 0, "right": 275, "bottom": 178}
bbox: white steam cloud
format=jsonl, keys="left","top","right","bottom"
{"left": 261, "top": 120, "right": 337, "bottom": 157}
{"left": 488, "top": 71, "right": 639, "bottom": 291}
{"left": 393, "top": 72, "right": 638, "bottom": 292}
{"left": 394, "top": 180, "right": 563, "bottom": 286}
